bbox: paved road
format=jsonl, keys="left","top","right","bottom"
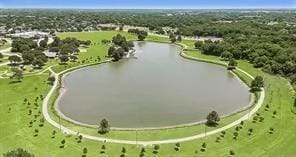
{"left": 41, "top": 52, "right": 265, "bottom": 145}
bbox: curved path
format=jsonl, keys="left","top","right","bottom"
{"left": 0, "top": 61, "right": 9, "bottom": 67}
{"left": 42, "top": 50, "right": 265, "bottom": 145}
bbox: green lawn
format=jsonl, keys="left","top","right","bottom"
{"left": 0, "top": 56, "right": 9, "bottom": 63}
{"left": 0, "top": 31, "right": 295, "bottom": 157}
{"left": 0, "top": 42, "right": 10, "bottom": 50}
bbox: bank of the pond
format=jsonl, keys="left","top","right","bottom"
{"left": 54, "top": 41, "right": 252, "bottom": 130}
{"left": 41, "top": 40, "right": 264, "bottom": 142}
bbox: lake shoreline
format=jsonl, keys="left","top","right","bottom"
{"left": 53, "top": 41, "right": 254, "bottom": 131}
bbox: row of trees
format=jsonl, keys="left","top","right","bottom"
{"left": 127, "top": 29, "right": 148, "bottom": 41}
{"left": 3, "top": 10, "right": 294, "bottom": 36}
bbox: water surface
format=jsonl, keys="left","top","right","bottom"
{"left": 57, "top": 42, "right": 251, "bottom": 129}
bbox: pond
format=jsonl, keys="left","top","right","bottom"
{"left": 56, "top": 42, "right": 251, "bottom": 129}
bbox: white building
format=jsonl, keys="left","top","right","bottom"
{"left": 0, "top": 26, "right": 7, "bottom": 35}
{"left": 43, "top": 51, "right": 58, "bottom": 58}
{"left": 8, "top": 31, "right": 49, "bottom": 39}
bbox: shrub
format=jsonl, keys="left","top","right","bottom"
{"left": 154, "top": 145, "right": 160, "bottom": 150}
{"left": 83, "top": 147, "right": 87, "bottom": 154}
{"left": 230, "top": 150, "right": 235, "bottom": 155}
{"left": 121, "top": 147, "right": 126, "bottom": 154}
{"left": 202, "top": 142, "right": 207, "bottom": 148}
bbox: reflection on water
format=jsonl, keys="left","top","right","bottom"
{"left": 57, "top": 42, "right": 251, "bottom": 129}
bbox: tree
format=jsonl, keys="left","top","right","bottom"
{"left": 171, "top": 37, "right": 177, "bottom": 43}
{"left": 61, "top": 139, "right": 66, "bottom": 145}
{"left": 59, "top": 55, "right": 69, "bottom": 64}
{"left": 112, "top": 34, "right": 126, "bottom": 46}
{"left": 10, "top": 68, "right": 23, "bottom": 82}
{"left": 175, "top": 143, "right": 181, "bottom": 151}
{"left": 127, "top": 41, "right": 134, "bottom": 48}
{"left": 39, "top": 39, "right": 47, "bottom": 48}
{"left": 248, "top": 128, "right": 253, "bottom": 135}
{"left": 3, "top": 148, "right": 35, "bottom": 157}
{"left": 121, "top": 42, "right": 130, "bottom": 52}
{"left": 22, "top": 52, "right": 34, "bottom": 64}
{"left": 83, "top": 147, "right": 88, "bottom": 154}
{"left": 32, "top": 59, "right": 45, "bottom": 69}
{"left": 221, "top": 51, "right": 233, "bottom": 61}
{"left": 202, "top": 142, "right": 207, "bottom": 148}
{"left": 8, "top": 55, "right": 22, "bottom": 65}
{"left": 11, "top": 38, "right": 37, "bottom": 53}
{"left": 60, "top": 44, "right": 74, "bottom": 55}
{"left": 108, "top": 46, "right": 116, "bottom": 56}
{"left": 50, "top": 37, "right": 61, "bottom": 47}
{"left": 153, "top": 145, "right": 160, "bottom": 154}
{"left": 52, "top": 130, "right": 57, "bottom": 137}
{"left": 84, "top": 40, "right": 92, "bottom": 46}
{"left": 228, "top": 58, "right": 238, "bottom": 70}
{"left": 137, "top": 31, "right": 148, "bottom": 41}
{"left": 119, "top": 25, "right": 124, "bottom": 31}
{"left": 98, "top": 118, "right": 110, "bottom": 134}
{"left": 230, "top": 150, "right": 235, "bottom": 156}
{"left": 112, "top": 48, "right": 125, "bottom": 61}
{"left": 121, "top": 147, "right": 126, "bottom": 154}
{"left": 254, "top": 56, "right": 268, "bottom": 68}
{"left": 251, "top": 76, "right": 264, "bottom": 91}
{"left": 233, "top": 132, "right": 239, "bottom": 139}
{"left": 177, "top": 36, "right": 182, "bottom": 42}
{"left": 206, "top": 111, "right": 220, "bottom": 125}
{"left": 169, "top": 33, "right": 177, "bottom": 43}
{"left": 194, "top": 41, "right": 203, "bottom": 49}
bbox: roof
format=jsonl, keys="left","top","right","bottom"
{"left": 43, "top": 51, "right": 57, "bottom": 58}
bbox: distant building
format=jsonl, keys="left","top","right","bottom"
{"left": 123, "top": 25, "right": 149, "bottom": 32}
{"left": 8, "top": 31, "right": 49, "bottom": 39}
{"left": 98, "top": 23, "right": 117, "bottom": 28}
{"left": 43, "top": 51, "right": 58, "bottom": 58}
{"left": 0, "top": 26, "right": 7, "bottom": 35}
{"left": 267, "top": 21, "right": 279, "bottom": 26}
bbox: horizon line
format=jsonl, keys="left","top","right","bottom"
{"left": 0, "top": 6, "right": 295, "bottom": 10}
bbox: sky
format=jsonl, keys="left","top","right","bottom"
{"left": 0, "top": 0, "right": 295, "bottom": 9}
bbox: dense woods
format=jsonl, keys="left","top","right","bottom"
{"left": 0, "top": 9, "right": 295, "bottom": 86}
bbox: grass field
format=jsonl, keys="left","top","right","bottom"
{"left": 0, "top": 42, "right": 10, "bottom": 50}
{"left": 0, "top": 31, "right": 295, "bottom": 157}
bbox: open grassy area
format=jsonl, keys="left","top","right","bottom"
{"left": 0, "top": 31, "right": 295, "bottom": 156}
{"left": 51, "top": 31, "right": 137, "bottom": 73}
{"left": 0, "top": 56, "right": 8, "bottom": 63}
{"left": 0, "top": 42, "right": 10, "bottom": 50}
